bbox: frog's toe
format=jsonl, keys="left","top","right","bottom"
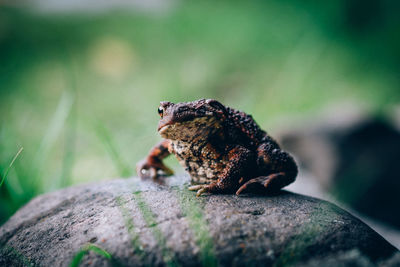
{"left": 188, "top": 185, "right": 209, "bottom": 196}
{"left": 196, "top": 187, "right": 208, "bottom": 197}
{"left": 137, "top": 165, "right": 155, "bottom": 179}
{"left": 188, "top": 185, "right": 204, "bottom": 191}
{"left": 236, "top": 172, "right": 286, "bottom": 195}
{"left": 136, "top": 159, "right": 174, "bottom": 179}
{"left": 236, "top": 177, "right": 263, "bottom": 195}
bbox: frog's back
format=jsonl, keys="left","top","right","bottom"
{"left": 224, "top": 107, "right": 278, "bottom": 148}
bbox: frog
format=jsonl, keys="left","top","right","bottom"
{"left": 137, "top": 99, "right": 298, "bottom": 196}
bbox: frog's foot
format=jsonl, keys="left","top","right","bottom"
{"left": 188, "top": 184, "right": 210, "bottom": 197}
{"left": 235, "top": 172, "right": 285, "bottom": 195}
{"left": 136, "top": 159, "right": 174, "bottom": 179}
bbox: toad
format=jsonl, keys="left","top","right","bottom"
{"left": 137, "top": 99, "right": 297, "bottom": 196}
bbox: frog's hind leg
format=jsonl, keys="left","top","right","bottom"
{"left": 236, "top": 143, "right": 298, "bottom": 195}
{"left": 189, "top": 145, "right": 256, "bottom": 197}
{"left": 236, "top": 172, "right": 288, "bottom": 195}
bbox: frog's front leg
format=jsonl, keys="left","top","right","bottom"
{"left": 137, "top": 139, "right": 174, "bottom": 179}
{"left": 235, "top": 143, "right": 297, "bottom": 195}
{"left": 189, "top": 145, "right": 255, "bottom": 196}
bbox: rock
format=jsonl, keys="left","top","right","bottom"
{"left": 280, "top": 114, "right": 400, "bottom": 230}
{"left": 333, "top": 120, "right": 400, "bottom": 227}
{"left": 0, "top": 175, "right": 398, "bottom": 266}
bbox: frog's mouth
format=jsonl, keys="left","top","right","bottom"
{"left": 157, "top": 113, "right": 196, "bottom": 132}
{"left": 157, "top": 113, "right": 198, "bottom": 133}
{"left": 158, "top": 120, "right": 185, "bottom": 139}
{"left": 158, "top": 121, "right": 188, "bottom": 139}
{"left": 158, "top": 124, "right": 171, "bottom": 136}
{"left": 158, "top": 119, "right": 176, "bottom": 132}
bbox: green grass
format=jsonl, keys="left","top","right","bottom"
{"left": 70, "top": 244, "right": 112, "bottom": 267}
{"left": 1, "top": 0, "right": 399, "bottom": 224}
{"left": 0, "top": 147, "right": 23, "bottom": 188}
{"left": 94, "top": 123, "right": 133, "bottom": 177}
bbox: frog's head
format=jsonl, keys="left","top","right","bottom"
{"left": 157, "top": 99, "right": 227, "bottom": 141}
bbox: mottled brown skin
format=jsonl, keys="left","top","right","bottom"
{"left": 137, "top": 99, "right": 298, "bottom": 196}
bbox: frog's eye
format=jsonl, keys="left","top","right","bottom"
{"left": 158, "top": 106, "right": 164, "bottom": 118}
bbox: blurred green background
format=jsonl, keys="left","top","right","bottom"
{"left": 1, "top": 0, "right": 400, "bottom": 224}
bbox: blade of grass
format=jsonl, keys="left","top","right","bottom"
{"left": 56, "top": 49, "right": 78, "bottom": 189}
{"left": 32, "top": 91, "right": 73, "bottom": 191}
{"left": 57, "top": 110, "right": 76, "bottom": 189}
{"left": 35, "top": 91, "right": 73, "bottom": 163}
{"left": 94, "top": 123, "right": 132, "bottom": 177}
{"left": 70, "top": 243, "right": 112, "bottom": 267}
{"left": 0, "top": 147, "right": 23, "bottom": 187}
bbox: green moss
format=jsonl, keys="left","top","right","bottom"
{"left": 174, "top": 187, "right": 218, "bottom": 267}
{"left": 273, "top": 203, "right": 339, "bottom": 266}
{"left": 115, "top": 196, "right": 145, "bottom": 259}
{"left": 0, "top": 244, "right": 34, "bottom": 267}
{"left": 132, "top": 191, "right": 179, "bottom": 267}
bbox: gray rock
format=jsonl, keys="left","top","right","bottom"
{"left": 0, "top": 175, "right": 398, "bottom": 266}
{"left": 279, "top": 113, "right": 400, "bottom": 229}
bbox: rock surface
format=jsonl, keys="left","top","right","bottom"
{"left": 0, "top": 175, "right": 398, "bottom": 266}
{"left": 280, "top": 114, "right": 400, "bottom": 229}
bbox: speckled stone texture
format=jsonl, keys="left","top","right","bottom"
{"left": 0, "top": 175, "right": 398, "bottom": 266}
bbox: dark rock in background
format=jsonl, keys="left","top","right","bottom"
{"left": 280, "top": 110, "right": 400, "bottom": 230}
{"left": 334, "top": 120, "right": 400, "bottom": 228}
{"left": 0, "top": 176, "right": 398, "bottom": 266}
